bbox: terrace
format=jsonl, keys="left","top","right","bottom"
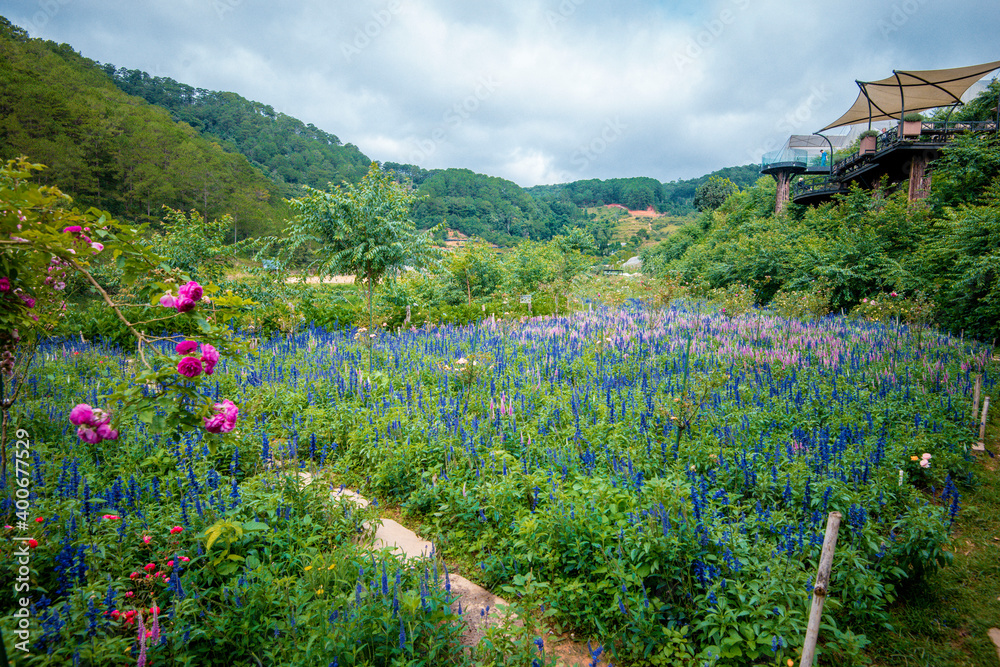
{"left": 761, "top": 59, "right": 1000, "bottom": 210}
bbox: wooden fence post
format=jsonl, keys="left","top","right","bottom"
{"left": 973, "top": 376, "right": 981, "bottom": 425}
{"left": 980, "top": 396, "right": 991, "bottom": 445}
{"left": 799, "top": 511, "right": 842, "bottom": 667}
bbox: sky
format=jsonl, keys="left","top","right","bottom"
{"left": 5, "top": 0, "right": 999, "bottom": 188}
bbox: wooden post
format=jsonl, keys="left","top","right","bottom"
{"left": 973, "top": 376, "right": 981, "bottom": 425}
{"left": 980, "top": 396, "right": 991, "bottom": 444}
{"left": 799, "top": 512, "right": 842, "bottom": 667}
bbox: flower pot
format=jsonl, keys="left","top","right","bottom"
{"left": 902, "top": 120, "right": 922, "bottom": 137}
{"left": 859, "top": 135, "right": 877, "bottom": 155}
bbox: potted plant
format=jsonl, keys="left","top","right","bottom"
{"left": 858, "top": 129, "right": 878, "bottom": 155}
{"left": 902, "top": 112, "right": 924, "bottom": 137}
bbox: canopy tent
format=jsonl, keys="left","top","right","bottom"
{"left": 819, "top": 59, "right": 1000, "bottom": 131}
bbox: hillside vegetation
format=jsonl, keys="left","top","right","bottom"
{"left": 0, "top": 18, "right": 286, "bottom": 236}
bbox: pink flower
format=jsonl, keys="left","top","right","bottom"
{"left": 170, "top": 526, "right": 183, "bottom": 535}
{"left": 921, "top": 453, "right": 932, "bottom": 460}
{"left": 204, "top": 399, "right": 238, "bottom": 433}
{"left": 177, "top": 356, "right": 203, "bottom": 378}
{"left": 91, "top": 242, "right": 104, "bottom": 252}
{"left": 77, "top": 425, "right": 100, "bottom": 444}
{"left": 0, "top": 277, "right": 9, "bottom": 292}
{"left": 101, "top": 514, "right": 121, "bottom": 520}
{"left": 143, "top": 562, "right": 156, "bottom": 573}
{"left": 179, "top": 556, "right": 190, "bottom": 562}
{"left": 862, "top": 298, "right": 868, "bottom": 303}
{"left": 178, "top": 281, "right": 203, "bottom": 302}
{"left": 18, "top": 293, "right": 35, "bottom": 309}
{"left": 159, "top": 292, "right": 176, "bottom": 308}
{"left": 142, "top": 536, "right": 152, "bottom": 544}
{"left": 890, "top": 291, "right": 898, "bottom": 297}
{"left": 125, "top": 591, "right": 134, "bottom": 597}
{"left": 919, "top": 459, "right": 930, "bottom": 468}
{"left": 166, "top": 560, "right": 174, "bottom": 567}
{"left": 69, "top": 403, "right": 94, "bottom": 426}
{"left": 96, "top": 423, "right": 119, "bottom": 441}
{"left": 62, "top": 225, "right": 82, "bottom": 233}
{"left": 200, "top": 343, "right": 219, "bottom": 375}
{"left": 174, "top": 295, "right": 195, "bottom": 313}
{"left": 176, "top": 340, "right": 198, "bottom": 355}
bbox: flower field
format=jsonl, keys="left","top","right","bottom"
{"left": 2, "top": 301, "right": 994, "bottom": 666}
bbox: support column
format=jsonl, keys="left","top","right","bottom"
{"left": 773, "top": 170, "right": 792, "bottom": 214}
{"left": 908, "top": 152, "right": 932, "bottom": 201}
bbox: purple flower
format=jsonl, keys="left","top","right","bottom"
{"left": 62, "top": 225, "right": 82, "bottom": 233}
{"left": 175, "top": 340, "right": 198, "bottom": 355}
{"left": 200, "top": 343, "right": 219, "bottom": 375}
{"left": 96, "top": 423, "right": 119, "bottom": 441}
{"left": 69, "top": 403, "right": 94, "bottom": 426}
{"left": 0, "top": 277, "right": 10, "bottom": 292}
{"left": 177, "top": 356, "right": 203, "bottom": 378}
{"left": 17, "top": 292, "right": 35, "bottom": 309}
{"left": 178, "top": 281, "right": 203, "bottom": 302}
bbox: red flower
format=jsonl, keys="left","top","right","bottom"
{"left": 35, "top": 517, "right": 44, "bottom": 523}
{"left": 143, "top": 562, "right": 156, "bottom": 573}
{"left": 170, "top": 526, "right": 183, "bottom": 535}
{"left": 27, "top": 538, "right": 38, "bottom": 548}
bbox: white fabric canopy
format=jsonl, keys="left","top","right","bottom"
{"left": 819, "top": 60, "right": 1000, "bottom": 131}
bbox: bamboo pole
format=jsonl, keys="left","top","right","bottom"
{"left": 799, "top": 512, "right": 842, "bottom": 667}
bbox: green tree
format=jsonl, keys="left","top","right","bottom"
{"left": 283, "top": 163, "right": 438, "bottom": 334}
{"left": 693, "top": 176, "right": 739, "bottom": 212}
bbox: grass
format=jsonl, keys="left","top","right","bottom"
{"left": 866, "top": 403, "right": 1000, "bottom": 666}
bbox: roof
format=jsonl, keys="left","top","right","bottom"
{"left": 819, "top": 59, "right": 1000, "bottom": 131}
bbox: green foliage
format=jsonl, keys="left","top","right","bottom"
{"left": 0, "top": 20, "right": 286, "bottom": 231}
{"left": 104, "top": 64, "right": 371, "bottom": 195}
{"left": 693, "top": 176, "right": 739, "bottom": 212}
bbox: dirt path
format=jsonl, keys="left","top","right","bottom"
{"left": 301, "top": 474, "right": 606, "bottom": 665}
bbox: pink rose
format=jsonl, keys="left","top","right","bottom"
{"left": 91, "top": 242, "right": 104, "bottom": 252}
{"left": 203, "top": 414, "right": 227, "bottom": 434}
{"left": 170, "top": 526, "right": 183, "bottom": 535}
{"left": 174, "top": 295, "right": 195, "bottom": 313}
{"left": 62, "top": 225, "right": 82, "bottom": 233}
{"left": 200, "top": 343, "right": 219, "bottom": 375}
{"left": 177, "top": 356, "right": 203, "bottom": 378}
{"left": 142, "top": 536, "right": 152, "bottom": 544}
{"left": 175, "top": 340, "right": 198, "bottom": 355}
{"left": 69, "top": 403, "right": 94, "bottom": 426}
{"left": 159, "top": 293, "right": 176, "bottom": 308}
{"left": 77, "top": 425, "right": 100, "bottom": 444}
{"left": 96, "top": 423, "right": 119, "bottom": 441}
{"left": 102, "top": 514, "right": 121, "bottom": 520}
{"left": 178, "top": 281, "right": 203, "bottom": 302}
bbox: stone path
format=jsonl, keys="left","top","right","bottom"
{"left": 303, "top": 475, "right": 606, "bottom": 665}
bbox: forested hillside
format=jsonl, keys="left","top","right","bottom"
{"left": 0, "top": 18, "right": 286, "bottom": 235}
{"left": 384, "top": 163, "right": 589, "bottom": 246}
{"left": 103, "top": 66, "right": 371, "bottom": 194}
{"left": 527, "top": 165, "right": 760, "bottom": 215}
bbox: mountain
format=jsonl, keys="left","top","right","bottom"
{"left": 0, "top": 17, "right": 286, "bottom": 236}
{"left": 102, "top": 65, "right": 372, "bottom": 195}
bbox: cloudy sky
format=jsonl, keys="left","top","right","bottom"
{"left": 5, "top": 0, "right": 999, "bottom": 187}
